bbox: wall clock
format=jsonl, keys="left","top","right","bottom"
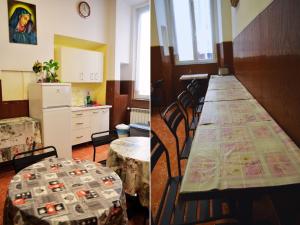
{"left": 230, "top": 0, "right": 239, "bottom": 7}
{"left": 78, "top": 1, "right": 90, "bottom": 18}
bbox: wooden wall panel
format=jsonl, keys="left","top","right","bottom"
{"left": 0, "top": 80, "right": 29, "bottom": 119}
{"left": 106, "top": 80, "right": 130, "bottom": 128}
{"left": 233, "top": 0, "right": 300, "bottom": 147}
{"left": 151, "top": 46, "right": 174, "bottom": 105}
{"left": 234, "top": 1, "right": 300, "bottom": 223}
{"left": 151, "top": 46, "right": 218, "bottom": 106}
{"left": 217, "top": 41, "right": 234, "bottom": 74}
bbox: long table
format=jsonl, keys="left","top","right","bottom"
{"left": 180, "top": 75, "right": 300, "bottom": 224}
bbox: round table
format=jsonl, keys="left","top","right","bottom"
{"left": 4, "top": 158, "right": 127, "bottom": 225}
{"left": 106, "top": 137, "right": 150, "bottom": 208}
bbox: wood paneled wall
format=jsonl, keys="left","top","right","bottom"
{"left": 106, "top": 80, "right": 149, "bottom": 128}
{"left": 151, "top": 46, "right": 218, "bottom": 106}
{"left": 234, "top": 2, "right": 300, "bottom": 223}
{"left": 151, "top": 46, "right": 174, "bottom": 105}
{"left": 217, "top": 41, "right": 234, "bottom": 74}
{"left": 233, "top": 0, "right": 300, "bottom": 147}
{"left": 0, "top": 80, "right": 29, "bottom": 119}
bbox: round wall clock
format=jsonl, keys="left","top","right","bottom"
{"left": 230, "top": 0, "right": 239, "bottom": 7}
{"left": 78, "top": 1, "right": 91, "bottom": 18}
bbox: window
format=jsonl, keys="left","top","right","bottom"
{"left": 171, "top": 0, "right": 215, "bottom": 64}
{"left": 134, "top": 5, "right": 150, "bottom": 99}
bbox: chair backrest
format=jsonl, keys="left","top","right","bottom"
{"left": 151, "top": 131, "right": 173, "bottom": 225}
{"left": 177, "top": 90, "right": 196, "bottom": 121}
{"left": 13, "top": 146, "right": 58, "bottom": 173}
{"left": 151, "top": 130, "right": 171, "bottom": 177}
{"left": 160, "top": 102, "right": 188, "bottom": 140}
{"left": 187, "top": 82, "right": 199, "bottom": 99}
{"left": 91, "top": 130, "right": 118, "bottom": 148}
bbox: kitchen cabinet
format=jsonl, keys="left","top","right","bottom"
{"left": 71, "top": 106, "right": 110, "bottom": 146}
{"left": 58, "top": 47, "right": 103, "bottom": 83}
{"left": 90, "top": 108, "right": 109, "bottom": 134}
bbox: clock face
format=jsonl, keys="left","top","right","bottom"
{"left": 79, "top": 1, "right": 90, "bottom": 18}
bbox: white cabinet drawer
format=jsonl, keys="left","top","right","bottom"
{"left": 72, "top": 128, "right": 91, "bottom": 146}
{"left": 72, "top": 116, "right": 90, "bottom": 129}
{"left": 72, "top": 111, "right": 89, "bottom": 118}
{"left": 90, "top": 109, "right": 109, "bottom": 134}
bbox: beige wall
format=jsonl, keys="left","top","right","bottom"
{"left": 218, "top": 0, "right": 232, "bottom": 42}
{"left": 231, "top": 0, "right": 273, "bottom": 39}
{"left": 151, "top": 0, "right": 159, "bottom": 46}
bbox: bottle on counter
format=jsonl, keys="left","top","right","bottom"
{"left": 86, "top": 91, "right": 92, "bottom": 106}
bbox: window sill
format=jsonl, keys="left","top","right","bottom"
{"left": 175, "top": 60, "right": 217, "bottom": 66}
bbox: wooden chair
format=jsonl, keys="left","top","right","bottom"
{"left": 91, "top": 130, "right": 118, "bottom": 162}
{"left": 151, "top": 131, "right": 238, "bottom": 225}
{"left": 13, "top": 146, "right": 58, "bottom": 173}
{"left": 177, "top": 90, "right": 199, "bottom": 135}
{"left": 160, "top": 102, "right": 192, "bottom": 177}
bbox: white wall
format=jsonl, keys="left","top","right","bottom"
{"left": 115, "top": 0, "right": 132, "bottom": 80}
{"left": 219, "top": 0, "right": 232, "bottom": 42}
{"left": 231, "top": 0, "right": 273, "bottom": 39}
{"left": 0, "top": 0, "right": 109, "bottom": 71}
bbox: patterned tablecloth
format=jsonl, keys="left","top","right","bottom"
{"left": 208, "top": 78, "right": 245, "bottom": 90}
{"left": 0, "top": 117, "right": 42, "bottom": 163}
{"left": 199, "top": 99, "right": 273, "bottom": 125}
{"left": 107, "top": 137, "right": 150, "bottom": 208}
{"left": 180, "top": 75, "right": 300, "bottom": 196}
{"left": 205, "top": 88, "right": 253, "bottom": 102}
{"left": 180, "top": 121, "right": 300, "bottom": 193}
{"left": 4, "top": 158, "right": 127, "bottom": 225}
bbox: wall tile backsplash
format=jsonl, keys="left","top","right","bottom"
{"left": 72, "top": 87, "right": 91, "bottom": 106}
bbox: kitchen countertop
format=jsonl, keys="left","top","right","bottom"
{"left": 71, "top": 105, "right": 112, "bottom": 112}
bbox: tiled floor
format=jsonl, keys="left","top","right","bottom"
{"left": 151, "top": 108, "right": 280, "bottom": 225}
{"left": 0, "top": 144, "right": 147, "bottom": 225}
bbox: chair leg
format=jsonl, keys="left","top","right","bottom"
{"left": 93, "top": 146, "right": 96, "bottom": 162}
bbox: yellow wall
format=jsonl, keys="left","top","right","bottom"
{"left": 54, "top": 35, "right": 108, "bottom": 105}
{"left": 231, "top": 0, "right": 273, "bottom": 39}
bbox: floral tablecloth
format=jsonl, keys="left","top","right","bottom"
{"left": 205, "top": 88, "right": 253, "bottom": 102}
{"left": 107, "top": 137, "right": 150, "bottom": 208}
{"left": 199, "top": 99, "right": 273, "bottom": 126}
{"left": 180, "top": 75, "right": 300, "bottom": 196}
{"left": 208, "top": 78, "right": 244, "bottom": 90}
{"left": 0, "top": 117, "right": 42, "bottom": 163}
{"left": 180, "top": 121, "right": 300, "bottom": 193}
{"left": 4, "top": 157, "right": 127, "bottom": 225}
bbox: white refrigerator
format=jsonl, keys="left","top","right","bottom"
{"left": 28, "top": 83, "right": 72, "bottom": 159}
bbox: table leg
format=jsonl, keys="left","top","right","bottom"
{"left": 238, "top": 197, "right": 253, "bottom": 225}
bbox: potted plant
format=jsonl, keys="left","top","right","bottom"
{"left": 32, "top": 60, "right": 43, "bottom": 82}
{"left": 32, "top": 59, "right": 60, "bottom": 83}
{"left": 43, "top": 59, "right": 60, "bottom": 83}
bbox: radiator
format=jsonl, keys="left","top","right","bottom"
{"left": 129, "top": 108, "right": 150, "bottom": 125}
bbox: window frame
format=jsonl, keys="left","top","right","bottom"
{"left": 132, "top": 3, "right": 150, "bottom": 100}
{"left": 169, "top": 0, "right": 217, "bottom": 65}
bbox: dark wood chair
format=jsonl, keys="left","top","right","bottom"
{"left": 151, "top": 79, "right": 164, "bottom": 107}
{"left": 177, "top": 90, "right": 199, "bottom": 135}
{"left": 186, "top": 82, "right": 204, "bottom": 114}
{"left": 160, "top": 102, "right": 192, "bottom": 177}
{"left": 91, "top": 130, "right": 118, "bottom": 162}
{"left": 13, "top": 146, "right": 58, "bottom": 173}
{"left": 151, "top": 131, "right": 238, "bottom": 225}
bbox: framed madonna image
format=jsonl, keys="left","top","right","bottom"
{"left": 7, "top": 0, "right": 37, "bottom": 45}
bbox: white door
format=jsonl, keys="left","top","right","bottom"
{"left": 42, "top": 107, "right": 72, "bottom": 159}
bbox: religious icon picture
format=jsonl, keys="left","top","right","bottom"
{"left": 7, "top": 0, "right": 37, "bottom": 45}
